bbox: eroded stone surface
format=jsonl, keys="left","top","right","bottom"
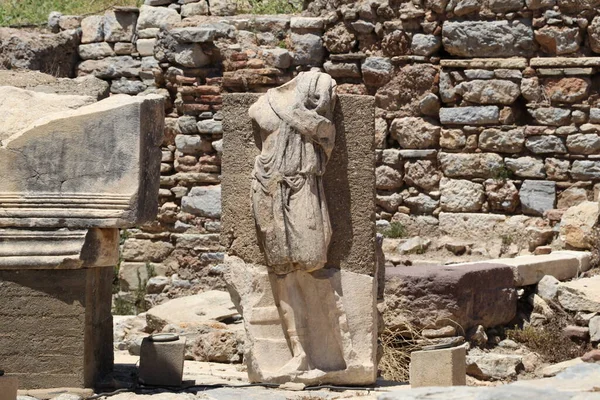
{"left": 0, "top": 88, "right": 164, "bottom": 228}
{"left": 385, "top": 263, "right": 517, "bottom": 331}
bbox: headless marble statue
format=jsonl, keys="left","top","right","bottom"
{"left": 249, "top": 71, "right": 339, "bottom": 374}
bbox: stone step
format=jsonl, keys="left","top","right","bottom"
{"left": 451, "top": 251, "right": 591, "bottom": 286}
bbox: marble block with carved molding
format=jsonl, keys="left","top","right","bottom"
{"left": 0, "top": 87, "right": 164, "bottom": 389}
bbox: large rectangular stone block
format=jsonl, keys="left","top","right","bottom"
{"left": 0, "top": 376, "right": 18, "bottom": 400}
{"left": 221, "top": 94, "right": 376, "bottom": 276}
{"left": 385, "top": 264, "right": 517, "bottom": 332}
{"left": 442, "top": 20, "right": 534, "bottom": 58}
{"left": 0, "top": 88, "right": 164, "bottom": 229}
{"left": 0, "top": 267, "right": 113, "bottom": 389}
{"left": 410, "top": 346, "right": 466, "bottom": 388}
{"left": 454, "top": 252, "right": 588, "bottom": 286}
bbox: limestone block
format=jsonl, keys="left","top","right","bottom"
{"left": 0, "top": 376, "right": 18, "bottom": 400}
{"left": 525, "top": 135, "right": 567, "bottom": 154}
{"left": 439, "top": 107, "right": 500, "bottom": 125}
{"left": 118, "top": 261, "right": 157, "bottom": 291}
{"left": 139, "top": 336, "right": 186, "bottom": 387}
{"left": 362, "top": 57, "right": 393, "bottom": 86}
{"left": 505, "top": 157, "right": 545, "bottom": 178}
{"left": 590, "top": 16, "right": 600, "bottom": 54}
{"left": 485, "top": 180, "right": 520, "bottom": 213}
{"left": 290, "top": 17, "right": 324, "bottom": 31}
{"left": 455, "top": 80, "right": 520, "bottom": 105}
{"left": 558, "top": 275, "right": 600, "bottom": 312}
{"left": 466, "top": 353, "right": 523, "bottom": 380}
{"left": 404, "top": 160, "right": 441, "bottom": 191}
{"left": 181, "top": 2, "right": 209, "bottom": 17}
{"left": 526, "top": 0, "right": 556, "bottom": 8}
{"left": 571, "top": 160, "right": 600, "bottom": 180}
{"left": 122, "top": 239, "right": 173, "bottom": 263}
{"left": 590, "top": 316, "right": 600, "bottom": 342}
{"left": 537, "top": 275, "right": 560, "bottom": 302}
{"left": 0, "top": 89, "right": 163, "bottom": 229}
{"left": 545, "top": 158, "right": 569, "bottom": 180}
{"left": 553, "top": 250, "right": 592, "bottom": 273}
{"left": 479, "top": 128, "right": 524, "bottom": 153}
{"left": 519, "top": 180, "right": 556, "bottom": 216}
{"left": 566, "top": 134, "right": 600, "bottom": 155}
{"left": 0, "top": 87, "right": 94, "bottom": 140}
{"left": 410, "top": 347, "right": 466, "bottom": 388}
{"left": 489, "top": 0, "right": 524, "bottom": 11}
{"left": 0, "top": 70, "right": 109, "bottom": 100}
{"left": 169, "top": 27, "right": 216, "bottom": 43}
{"left": 556, "top": 187, "right": 588, "bottom": 209}
{"left": 145, "top": 290, "right": 239, "bottom": 332}
{"left": 390, "top": 117, "right": 440, "bottom": 149}
{"left": 181, "top": 185, "right": 222, "bottom": 218}
{"left": 529, "top": 107, "right": 571, "bottom": 126}
{"left": 385, "top": 264, "right": 517, "bottom": 331}
{"left": 535, "top": 26, "right": 581, "bottom": 55}
{"left": 486, "top": 253, "right": 580, "bottom": 286}
{"left": 404, "top": 193, "right": 439, "bottom": 215}
{"left": 442, "top": 20, "right": 534, "bottom": 57}
{"left": 137, "top": 5, "right": 180, "bottom": 31}
{"left": 411, "top": 34, "right": 441, "bottom": 56}
{"left": 290, "top": 33, "right": 324, "bottom": 66}
{"left": 323, "top": 61, "right": 361, "bottom": 78}
{"left": 0, "top": 267, "right": 113, "bottom": 389}
{"left": 438, "top": 152, "right": 504, "bottom": 179}
{"left": 104, "top": 10, "right": 138, "bottom": 42}
{"left": 559, "top": 202, "right": 600, "bottom": 249}
{"left": 78, "top": 42, "right": 115, "bottom": 60}
{"left": 136, "top": 38, "right": 156, "bottom": 57}
{"left": 78, "top": 56, "right": 142, "bottom": 79}
{"left": 439, "top": 178, "right": 484, "bottom": 212}
{"left": 81, "top": 15, "right": 104, "bottom": 43}
{"left": 262, "top": 48, "right": 292, "bottom": 69}
{"left": 544, "top": 77, "right": 590, "bottom": 104}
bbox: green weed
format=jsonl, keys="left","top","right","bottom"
{"left": 492, "top": 165, "right": 515, "bottom": 182}
{"left": 239, "top": 0, "right": 301, "bottom": 14}
{"left": 380, "top": 221, "right": 407, "bottom": 239}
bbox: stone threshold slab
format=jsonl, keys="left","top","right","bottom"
{"left": 440, "top": 58, "right": 528, "bottom": 69}
{"left": 530, "top": 57, "right": 600, "bottom": 67}
{"left": 451, "top": 250, "right": 590, "bottom": 287}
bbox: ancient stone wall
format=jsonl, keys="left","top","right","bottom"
{"left": 43, "top": 0, "right": 600, "bottom": 299}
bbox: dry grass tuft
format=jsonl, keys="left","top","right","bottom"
{"left": 379, "top": 325, "right": 437, "bottom": 382}
{"left": 506, "top": 301, "right": 592, "bottom": 364}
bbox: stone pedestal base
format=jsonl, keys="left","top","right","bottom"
{"left": 0, "top": 376, "right": 18, "bottom": 400}
{"left": 0, "top": 267, "right": 114, "bottom": 389}
{"left": 410, "top": 346, "right": 467, "bottom": 387}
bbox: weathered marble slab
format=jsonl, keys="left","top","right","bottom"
{"left": 221, "top": 93, "right": 377, "bottom": 275}
{"left": 0, "top": 88, "right": 164, "bottom": 228}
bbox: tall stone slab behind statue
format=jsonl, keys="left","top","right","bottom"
{"left": 0, "top": 86, "right": 163, "bottom": 389}
{"left": 221, "top": 85, "right": 377, "bottom": 385}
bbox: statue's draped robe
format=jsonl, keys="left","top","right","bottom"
{"left": 250, "top": 72, "right": 337, "bottom": 274}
